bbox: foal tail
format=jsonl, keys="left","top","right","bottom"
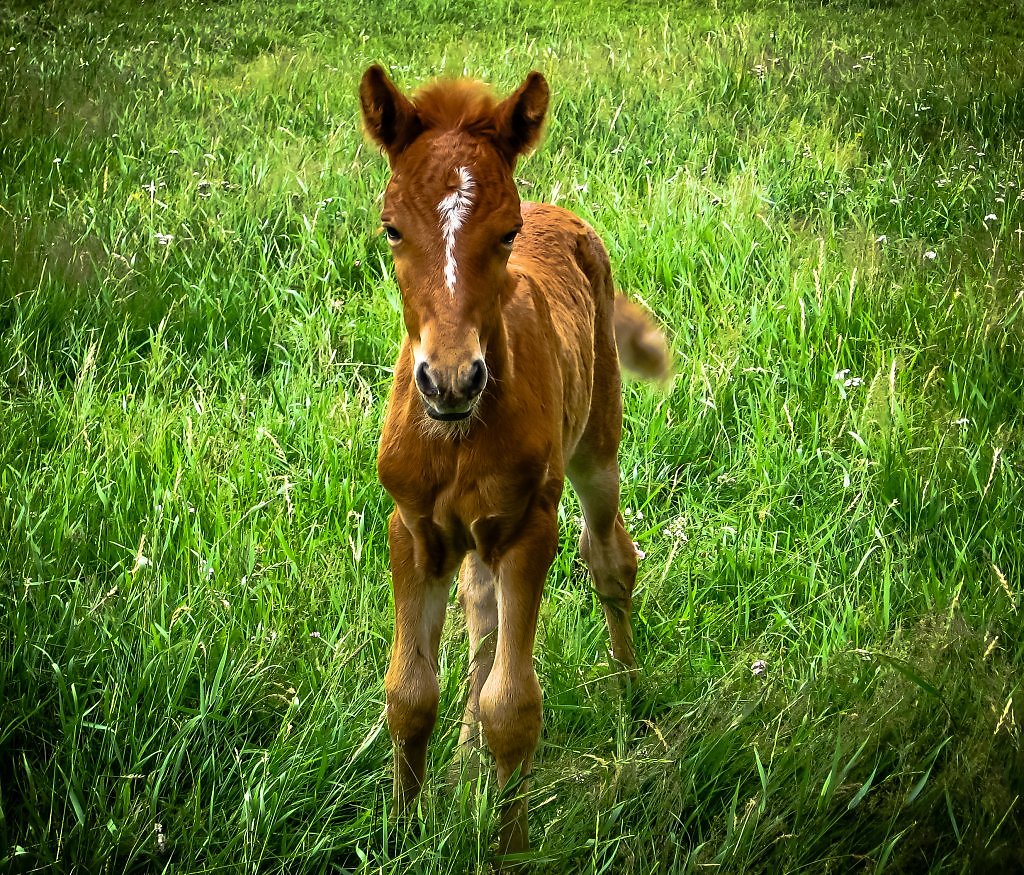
{"left": 613, "top": 295, "right": 671, "bottom": 381}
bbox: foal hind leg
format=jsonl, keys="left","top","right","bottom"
{"left": 456, "top": 551, "right": 497, "bottom": 775}
{"left": 568, "top": 457, "right": 638, "bottom": 676}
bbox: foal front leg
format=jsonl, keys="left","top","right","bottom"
{"left": 385, "top": 510, "right": 452, "bottom": 812}
{"left": 479, "top": 504, "right": 559, "bottom": 860}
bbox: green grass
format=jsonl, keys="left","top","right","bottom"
{"left": 1, "top": 0, "right": 1023, "bottom": 871}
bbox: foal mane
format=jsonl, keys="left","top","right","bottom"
{"left": 411, "top": 79, "right": 501, "bottom": 137}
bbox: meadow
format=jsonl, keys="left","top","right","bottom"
{"left": 1, "top": 0, "right": 1022, "bottom": 871}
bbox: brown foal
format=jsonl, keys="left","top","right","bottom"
{"left": 359, "top": 64, "right": 669, "bottom": 860}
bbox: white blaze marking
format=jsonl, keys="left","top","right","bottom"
{"left": 437, "top": 166, "right": 475, "bottom": 295}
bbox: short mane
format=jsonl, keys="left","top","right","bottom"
{"left": 412, "top": 79, "right": 500, "bottom": 136}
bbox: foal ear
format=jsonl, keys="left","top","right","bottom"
{"left": 359, "top": 65, "right": 423, "bottom": 160}
{"left": 493, "top": 71, "right": 549, "bottom": 164}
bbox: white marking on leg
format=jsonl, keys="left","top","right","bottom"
{"left": 437, "top": 166, "right": 475, "bottom": 295}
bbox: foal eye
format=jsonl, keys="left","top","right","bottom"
{"left": 500, "top": 229, "right": 518, "bottom": 247}
{"left": 383, "top": 224, "right": 402, "bottom": 244}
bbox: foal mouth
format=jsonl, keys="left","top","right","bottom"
{"left": 423, "top": 402, "right": 474, "bottom": 422}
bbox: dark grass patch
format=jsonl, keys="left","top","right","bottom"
{"left": 539, "top": 613, "right": 1024, "bottom": 873}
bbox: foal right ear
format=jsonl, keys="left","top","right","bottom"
{"left": 359, "top": 65, "right": 423, "bottom": 161}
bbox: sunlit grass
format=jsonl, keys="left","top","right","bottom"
{"left": 1, "top": 0, "right": 1022, "bottom": 872}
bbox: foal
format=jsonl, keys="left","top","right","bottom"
{"left": 359, "top": 65, "right": 669, "bottom": 859}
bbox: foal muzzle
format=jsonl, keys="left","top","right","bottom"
{"left": 415, "top": 358, "right": 487, "bottom": 420}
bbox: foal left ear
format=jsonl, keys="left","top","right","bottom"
{"left": 493, "top": 72, "right": 550, "bottom": 164}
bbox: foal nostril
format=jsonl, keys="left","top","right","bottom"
{"left": 415, "top": 361, "right": 440, "bottom": 397}
{"left": 465, "top": 359, "right": 487, "bottom": 399}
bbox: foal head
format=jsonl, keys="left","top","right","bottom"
{"left": 360, "top": 65, "right": 549, "bottom": 422}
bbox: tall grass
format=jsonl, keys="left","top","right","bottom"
{"left": 1, "top": 0, "right": 1022, "bottom": 871}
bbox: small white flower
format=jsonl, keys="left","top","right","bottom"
{"left": 923, "top": 250, "right": 937, "bottom": 260}
{"left": 751, "top": 659, "right": 767, "bottom": 677}
{"left": 875, "top": 234, "right": 887, "bottom": 244}
{"left": 664, "top": 516, "right": 689, "bottom": 544}
{"left": 633, "top": 542, "right": 646, "bottom": 561}
{"left": 53, "top": 157, "right": 63, "bottom": 165}
{"left": 154, "top": 233, "right": 174, "bottom": 246}
{"left": 984, "top": 213, "right": 997, "bottom": 222}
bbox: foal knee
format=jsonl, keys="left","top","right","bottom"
{"left": 385, "top": 662, "right": 440, "bottom": 747}
{"left": 479, "top": 668, "right": 542, "bottom": 782}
